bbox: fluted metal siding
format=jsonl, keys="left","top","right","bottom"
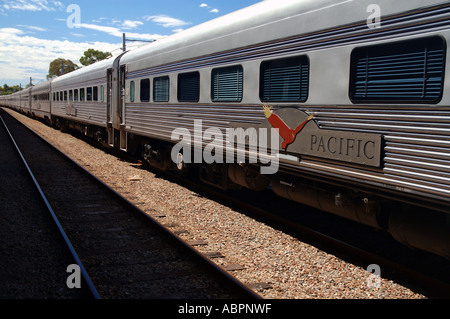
{"left": 305, "top": 106, "right": 450, "bottom": 202}
{"left": 52, "top": 101, "right": 107, "bottom": 127}
{"left": 125, "top": 104, "right": 450, "bottom": 204}
{"left": 125, "top": 103, "right": 262, "bottom": 141}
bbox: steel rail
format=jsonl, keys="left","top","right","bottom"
{"left": 0, "top": 115, "right": 101, "bottom": 300}
{"left": 2, "top": 110, "right": 261, "bottom": 299}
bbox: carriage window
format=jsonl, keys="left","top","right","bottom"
{"left": 64, "top": 91, "right": 67, "bottom": 101}
{"left": 80, "top": 88, "right": 85, "bottom": 101}
{"left": 140, "top": 79, "right": 150, "bottom": 102}
{"left": 69, "top": 90, "right": 73, "bottom": 101}
{"left": 87, "top": 87, "right": 92, "bottom": 101}
{"left": 130, "top": 81, "right": 135, "bottom": 102}
{"left": 53, "top": 93, "right": 56, "bottom": 101}
{"left": 260, "top": 55, "right": 309, "bottom": 102}
{"left": 178, "top": 72, "right": 200, "bottom": 102}
{"left": 212, "top": 65, "right": 243, "bottom": 102}
{"left": 74, "top": 89, "right": 78, "bottom": 101}
{"left": 154, "top": 76, "right": 169, "bottom": 102}
{"left": 101, "top": 85, "right": 104, "bottom": 102}
{"left": 350, "top": 36, "right": 445, "bottom": 103}
{"left": 93, "top": 86, "right": 98, "bottom": 101}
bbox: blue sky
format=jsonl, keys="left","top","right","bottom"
{"left": 0, "top": 0, "right": 262, "bottom": 86}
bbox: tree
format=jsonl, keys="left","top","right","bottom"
{"left": 0, "top": 84, "right": 21, "bottom": 95}
{"left": 47, "top": 58, "right": 79, "bottom": 80}
{"left": 79, "top": 49, "right": 112, "bottom": 66}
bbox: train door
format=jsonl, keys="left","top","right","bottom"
{"left": 108, "top": 52, "right": 128, "bottom": 150}
{"left": 119, "top": 65, "right": 125, "bottom": 126}
{"left": 119, "top": 65, "right": 127, "bottom": 151}
{"left": 107, "top": 68, "right": 114, "bottom": 146}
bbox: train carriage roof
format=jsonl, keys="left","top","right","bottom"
{"left": 51, "top": 57, "right": 115, "bottom": 88}
{"left": 120, "top": 0, "right": 446, "bottom": 72}
{"left": 31, "top": 80, "right": 51, "bottom": 93}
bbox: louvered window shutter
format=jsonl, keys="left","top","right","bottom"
{"left": 154, "top": 76, "right": 169, "bottom": 102}
{"left": 350, "top": 36, "right": 445, "bottom": 103}
{"left": 212, "top": 66, "right": 243, "bottom": 102}
{"left": 260, "top": 56, "right": 309, "bottom": 102}
{"left": 178, "top": 72, "right": 200, "bottom": 102}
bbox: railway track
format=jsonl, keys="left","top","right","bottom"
{"left": 0, "top": 109, "right": 260, "bottom": 299}
{"left": 0, "top": 112, "right": 89, "bottom": 299}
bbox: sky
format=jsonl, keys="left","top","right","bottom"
{"left": 0, "top": 0, "right": 263, "bottom": 87}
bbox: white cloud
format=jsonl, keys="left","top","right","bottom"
{"left": 1, "top": 0, "right": 64, "bottom": 12}
{"left": 91, "top": 17, "right": 107, "bottom": 23}
{"left": 111, "top": 19, "right": 122, "bottom": 25}
{"left": 76, "top": 23, "right": 123, "bottom": 37}
{"left": 0, "top": 27, "right": 121, "bottom": 84}
{"left": 17, "top": 24, "right": 47, "bottom": 32}
{"left": 0, "top": 28, "right": 25, "bottom": 35}
{"left": 75, "top": 22, "right": 163, "bottom": 41}
{"left": 144, "top": 15, "right": 190, "bottom": 28}
{"left": 70, "top": 32, "right": 85, "bottom": 37}
{"left": 52, "top": 1, "right": 64, "bottom": 10}
{"left": 122, "top": 20, "right": 144, "bottom": 29}
{"left": 199, "top": 3, "right": 219, "bottom": 13}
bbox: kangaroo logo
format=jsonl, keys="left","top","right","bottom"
{"left": 263, "top": 104, "right": 314, "bottom": 149}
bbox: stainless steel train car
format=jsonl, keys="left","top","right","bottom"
{"left": 19, "top": 87, "right": 31, "bottom": 115}
{"left": 0, "top": 91, "right": 19, "bottom": 109}
{"left": 1, "top": 87, "right": 31, "bottom": 114}
{"left": 30, "top": 81, "right": 51, "bottom": 121}
{"left": 50, "top": 57, "right": 119, "bottom": 143}
{"left": 1, "top": 0, "right": 449, "bottom": 258}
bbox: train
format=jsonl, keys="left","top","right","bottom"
{"left": 1, "top": 0, "right": 450, "bottom": 259}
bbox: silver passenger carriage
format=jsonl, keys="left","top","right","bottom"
{"left": 30, "top": 81, "right": 51, "bottom": 121}
{"left": 18, "top": 87, "right": 32, "bottom": 115}
{"left": 0, "top": 91, "right": 20, "bottom": 109}
{"left": 51, "top": 58, "right": 114, "bottom": 142}
{"left": 117, "top": 0, "right": 450, "bottom": 258}
{"left": 0, "top": 87, "right": 30, "bottom": 112}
